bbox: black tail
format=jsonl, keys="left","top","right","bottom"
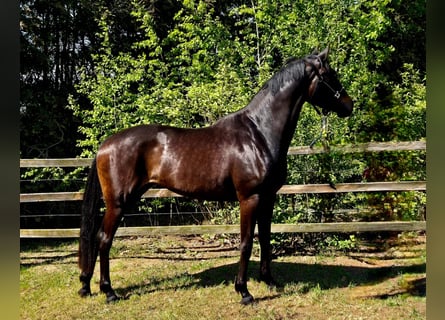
{"left": 78, "top": 158, "right": 102, "bottom": 270}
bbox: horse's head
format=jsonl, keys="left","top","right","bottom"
{"left": 305, "top": 47, "right": 353, "bottom": 118}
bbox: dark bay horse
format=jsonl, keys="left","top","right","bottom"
{"left": 78, "top": 47, "right": 353, "bottom": 305}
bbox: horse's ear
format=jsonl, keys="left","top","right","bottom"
{"left": 318, "top": 46, "right": 330, "bottom": 62}
{"left": 311, "top": 47, "right": 319, "bottom": 55}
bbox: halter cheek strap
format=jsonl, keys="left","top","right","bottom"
{"left": 305, "top": 57, "right": 344, "bottom": 101}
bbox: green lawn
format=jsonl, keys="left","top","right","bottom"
{"left": 20, "top": 234, "right": 426, "bottom": 319}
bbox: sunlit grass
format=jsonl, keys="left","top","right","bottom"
{"left": 20, "top": 235, "right": 426, "bottom": 319}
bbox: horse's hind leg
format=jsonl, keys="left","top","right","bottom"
{"left": 257, "top": 194, "right": 277, "bottom": 287}
{"left": 97, "top": 200, "right": 123, "bottom": 303}
{"left": 78, "top": 246, "right": 99, "bottom": 297}
{"left": 235, "top": 194, "right": 259, "bottom": 305}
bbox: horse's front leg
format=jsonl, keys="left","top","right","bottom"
{"left": 257, "top": 194, "right": 277, "bottom": 287}
{"left": 235, "top": 194, "right": 259, "bottom": 305}
{"left": 98, "top": 203, "right": 122, "bottom": 303}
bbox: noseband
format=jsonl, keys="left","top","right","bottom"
{"left": 318, "top": 76, "right": 344, "bottom": 99}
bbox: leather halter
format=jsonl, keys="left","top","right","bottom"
{"left": 306, "top": 56, "right": 345, "bottom": 111}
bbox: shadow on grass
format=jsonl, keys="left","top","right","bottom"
{"left": 20, "top": 238, "right": 79, "bottom": 268}
{"left": 115, "top": 260, "right": 426, "bottom": 301}
{"left": 20, "top": 238, "right": 425, "bottom": 302}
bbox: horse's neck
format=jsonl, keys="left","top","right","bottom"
{"left": 244, "top": 81, "right": 306, "bottom": 158}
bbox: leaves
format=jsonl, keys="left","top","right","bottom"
{"left": 52, "top": 0, "right": 426, "bottom": 224}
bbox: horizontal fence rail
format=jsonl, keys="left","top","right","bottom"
{"left": 20, "top": 221, "right": 426, "bottom": 238}
{"left": 20, "top": 181, "right": 427, "bottom": 203}
{"left": 20, "top": 140, "right": 426, "bottom": 168}
{"left": 287, "top": 140, "right": 426, "bottom": 155}
{"left": 20, "top": 141, "right": 426, "bottom": 238}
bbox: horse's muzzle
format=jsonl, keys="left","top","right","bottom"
{"left": 337, "top": 97, "right": 353, "bottom": 118}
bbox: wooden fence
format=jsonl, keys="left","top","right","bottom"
{"left": 20, "top": 140, "right": 426, "bottom": 238}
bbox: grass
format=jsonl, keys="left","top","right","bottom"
{"left": 20, "top": 234, "right": 426, "bottom": 319}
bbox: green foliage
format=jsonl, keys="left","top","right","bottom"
{"left": 20, "top": 0, "right": 98, "bottom": 158}
{"left": 22, "top": 0, "right": 426, "bottom": 236}
{"left": 68, "top": 1, "right": 254, "bottom": 156}
{"left": 20, "top": 167, "right": 87, "bottom": 193}
{"left": 324, "top": 234, "right": 357, "bottom": 253}
{"left": 357, "top": 62, "right": 426, "bottom": 221}
{"left": 361, "top": 63, "right": 426, "bottom": 142}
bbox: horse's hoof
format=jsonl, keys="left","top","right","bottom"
{"left": 267, "top": 279, "right": 280, "bottom": 291}
{"left": 78, "top": 287, "right": 91, "bottom": 297}
{"left": 240, "top": 294, "right": 255, "bottom": 305}
{"left": 106, "top": 293, "right": 120, "bottom": 304}
{"left": 260, "top": 275, "right": 281, "bottom": 291}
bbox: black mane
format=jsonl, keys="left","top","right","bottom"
{"left": 261, "top": 57, "right": 306, "bottom": 95}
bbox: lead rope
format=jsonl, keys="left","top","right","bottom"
{"left": 309, "top": 108, "right": 337, "bottom": 190}
{"left": 309, "top": 108, "right": 330, "bottom": 153}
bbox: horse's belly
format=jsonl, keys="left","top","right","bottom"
{"left": 150, "top": 167, "right": 236, "bottom": 201}
{"left": 177, "top": 188, "right": 237, "bottom": 201}
{"left": 166, "top": 175, "right": 238, "bottom": 201}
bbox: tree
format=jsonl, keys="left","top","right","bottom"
{"left": 23, "top": 0, "right": 426, "bottom": 240}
